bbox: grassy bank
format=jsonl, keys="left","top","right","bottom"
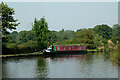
{"left": 87, "top": 49, "right": 98, "bottom": 52}
{"left": 0, "top": 52, "right": 43, "bottom": 58}
{"left": 2, "top": 41, "right": 47, "bottom": 55}
{"left": 109, "top": 52, "right": 120, "bottom": 64}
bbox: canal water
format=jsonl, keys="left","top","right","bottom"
{"left": 2, "top": 53, "right": 118, "bottom": 78}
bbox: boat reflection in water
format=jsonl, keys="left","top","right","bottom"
{"left": 46, "top": 54, "right": 87, "bottom": 62}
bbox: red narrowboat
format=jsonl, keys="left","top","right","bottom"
{"left": 44, "top": 45, "right": 87, "bottom": 54}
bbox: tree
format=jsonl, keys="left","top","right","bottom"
{"left": 48, "top": 30, "right": 58, "bottom": 44}
{"left": 16, "top": 30, "right": 35, "bottom": 44}
{"left": 93, "top": 24, "right": 112, "bottom": 40}
{"left": 56, "top": 29, "right": 75, "bottom": 42}
{"left": 75, "top": 28, "right": 94, "bottom": 44}
{"left": 0, "top": 2, "right": 20, "bottom": 43}
{"left": 111, "top": 37, "right": 120, "bottom": 44}
{"left": 32, "top": 17, "right": 49, "bottom": 49}
{"left": 10, "top": 31, "right": 18, "bottom": 39}
{"left": 7, "top": 31, "right": 18, "bottom": 44}
{"left": 112, "top": 24, "right": 120, "bottom": 37}
{"left": 93, "top": 34, "right": 104, "bottom": 47}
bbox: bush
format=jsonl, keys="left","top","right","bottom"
{"left": 6, "top": 43, "right": 18, "bottom": 54}
{"left": 4, "top": 41, "right": 40, "bottom": 54}
{"left": 7, "top": 43, "right": 18, "bottom": 49}
{"left": 111, "top": 37, "right": 120, "bottom": 44}
{"left": 17, "top": 41, "right": 38, "bottom": 53}
{"left": 18, "top": 44, "right": 27, "bottom": 49}
{"left": 86, "top": 44, "right": 96, "bottom": 49}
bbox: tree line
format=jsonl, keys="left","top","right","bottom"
{"left": 1, "top": 2, "right": 120, "bottom": 57}
{"left": 3, "top": 24, "right": 120, "bottom": 54}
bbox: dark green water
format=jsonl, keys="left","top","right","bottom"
{"left": 2, "top": 53, "right": 118, "bottom": 78}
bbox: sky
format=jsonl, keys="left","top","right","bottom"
{"left": 6, "top": 2, "right": 118, "bottom": 32}
{"left": 2, "top": 0, "right": 120, "bottom": 2}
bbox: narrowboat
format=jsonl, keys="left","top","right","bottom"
{"left": 44, "top": 45, "right": 87, "bottom": 54}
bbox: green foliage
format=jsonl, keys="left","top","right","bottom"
{"left": 7, "top": 43, "right": 18, "bottom": 49}
{"left": 16, "top": 30, "right": 35, "bottom": 44}
{"left": 75, "top": 28, "right": 94, "bottom": 44}
{"left": 48, "top": 29, "right": 75, "bottom": 45}
{"left": 1, "top": 2, "right": 20, "bottom": 43}
{"left": 93, "top": 24, "right": 112, "bottom": 39}
{"left": 17, "top": 41, "right": 38, "bottom": 53}
{"left": 63, "top": 30, "right": 75, "bottom": 40}
{"left": 7, "top": 31, "right": 18, "bottom": 44}
{"left": 32, "top": 17, "right": 49, "bottom": 49}
{"left": 10, "top": 31, "right": 18, "bottom": 39}
{"left": 110, "top": 51, "right": 120, "bottom": 64}
{"left": 111, "top": 37, "right": 120, "bottom": 44}
{"left": 18, "top": 44, "right": 27, "bottom": 49}
{"left": 86, "top": 44, "right": 96, "bottom": 49}
{"left": 48, "top": 30, "right": 58, "bottom": 44}
{"left": 26, "top": 40, "right": 38, "bottom": 48}
{"left": 6, "top": 43, "right": 18, "bottom": 54}
{"left": 93, "top": 34, "right": 103, "bottom": 47}
{"left": 112, "top": 24, "right": 120, "bottom": 37}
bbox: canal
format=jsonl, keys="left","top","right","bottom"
{"left": 2, "top": 53, "right": 119, "bottom": 78}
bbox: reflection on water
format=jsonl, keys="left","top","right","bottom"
{"left": 2, "top": 58, "right": 38, "bottom": 78}
{"left": 2, "top": 53, "right": 118, "bottom": 78}
{"left": 36, "top": 58, "right": 48, "bottom": 78}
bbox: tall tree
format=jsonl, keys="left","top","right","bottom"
{"left": 111, "top": 24, "right": 120, "bottom": 44}
{"left": 112, "top": 24, "right": 120, "bottom": 37}
{"left": 32, "top": 17, "right": 49, "bottom": 49}
{"left": 93, "top": 24, "right": 112, "bottom": 40}
{"left": 0, "top": 2, "right": 20, "bottom": 43}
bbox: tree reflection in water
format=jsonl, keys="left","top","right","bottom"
{"left": 36, "top": 57, "right": 48, "bottom": 78}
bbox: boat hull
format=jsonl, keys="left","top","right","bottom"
{"left": 43, "top": 50, "right": 87, "bottom": 55}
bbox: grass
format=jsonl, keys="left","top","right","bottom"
{"left": 53, "top": 43, "right": 85, "bottom": 46}
{"left": 0, "top": 52, "right": 43, "bottom": 58}
{"left": 87, "top": 49, "right": 98, "bottom": 52}
{"left": 110, "top": 51, "right": 120, "bottom": 64}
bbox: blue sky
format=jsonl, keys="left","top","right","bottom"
{"left": 7, "top": 2, "right": 118, "bottom": 32}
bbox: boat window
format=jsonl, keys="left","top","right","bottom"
{"left": 58, "top": 46, "right": 60, "bottom": 50}
{"left": 68, "top": 46, "right": 71, "bottom": 50}
{"left": 63, "top": 47, "right": 65, "bottom": 50}
{"left": 78, "top": 46, "right": 81, "bottom": 49}
{"left": 72, "top": 46, "right": 74, "bottom": 49}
